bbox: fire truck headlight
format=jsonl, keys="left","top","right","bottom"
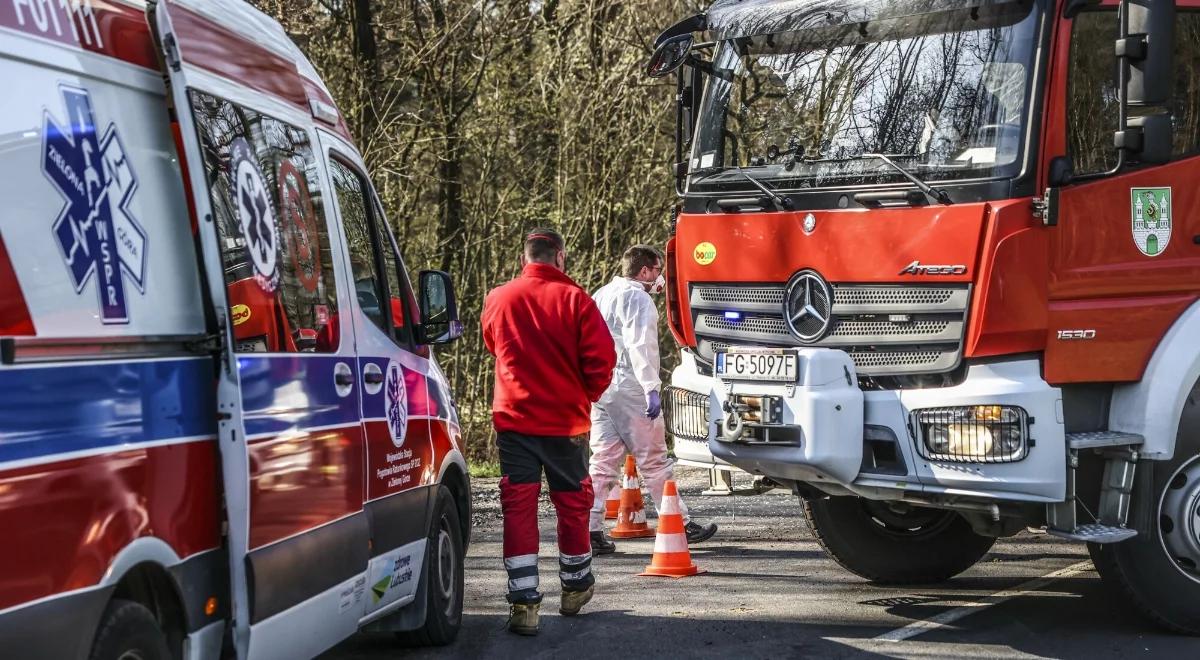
{"left": 912, "top": 405, "right": 1029, "bottom": 463}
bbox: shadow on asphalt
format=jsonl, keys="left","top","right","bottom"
{"left": 329, "top": 612, "right": 901, "bottom": 660}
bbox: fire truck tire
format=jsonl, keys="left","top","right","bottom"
{"left": 803, "top": 495, "right": 995, "bottom": 584}
{"left": 396, "top": 486, "right": 464, "bottom": 646}
{"left": 1088, "top": 382, "right": 1200, "bottom": 635}
{"left": 88, "top": 599, "right": 171, "bottom": 660}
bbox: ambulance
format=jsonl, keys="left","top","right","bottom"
{"left": 0, "top": 1, "right": 472, "bottom": 658}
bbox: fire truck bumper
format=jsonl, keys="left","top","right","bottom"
{"left": 666, "top": 350, "right": 1067, "bottom": 503}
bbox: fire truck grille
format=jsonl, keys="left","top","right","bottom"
{"left": 690, "top": 283, "right": 970, "bottom": 377}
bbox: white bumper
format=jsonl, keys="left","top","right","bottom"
{"left": 670, "top": 349, "right": 1066, "bottom": 503}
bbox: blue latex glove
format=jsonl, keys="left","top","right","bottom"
{"left": 646, "top": 390, "right": 662, "bottom": 420}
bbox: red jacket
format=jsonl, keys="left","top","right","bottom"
{"left": 482, "top": 263, "right": 616, "bottom": 436}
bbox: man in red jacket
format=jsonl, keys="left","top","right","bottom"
{"left": 481, "top": 228, "right": 617, "bottom": 636}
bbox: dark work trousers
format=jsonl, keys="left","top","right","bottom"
{"left": 498, "top": 431, "right": 595, "bottom": 604}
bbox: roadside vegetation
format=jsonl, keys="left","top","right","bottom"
{"left": 253, "top": 0, "right": 693, "bottom": 461}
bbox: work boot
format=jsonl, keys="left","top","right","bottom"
{"left": 685, "top": 520, "right": 718, "bottom": 544}
{"left": 507, "top": 601, "right": 540, "bottom": 636}
{"left": 560, "top": 584, "right": 594, "bottom": 616}
{"left": 590, "top": 531, "right": 616, "bottom": 555}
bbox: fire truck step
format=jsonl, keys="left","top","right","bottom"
{"left": 1047, "top": 523, "right": 1138, "bottom": 544}
{"left": 1066, "top": 431, "right": 1145, "bottom": 450}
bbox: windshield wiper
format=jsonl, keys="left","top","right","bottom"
{"left": 734, "top": 164, "right": 792, "bottom": 210}
{"left": 861, "top": 153, "right": 953, "bottom": 205}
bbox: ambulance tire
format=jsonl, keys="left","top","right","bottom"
{"left": 89, "top": 599, "right": 171, "bottom": 660}
{"left": 396, "top": 486, "right": 464, "bottom": 646}
{"left": 1088, "top": 382, "right": 1200, "bottom": 635}
{"left": 803, "top": 495, "right": 995, "bottom": 584}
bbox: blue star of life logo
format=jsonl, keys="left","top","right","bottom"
{"left": 386, "top": 360, "right": 408, "bottom": 447}
{"left": 42, "top": 85, "right": 146, "bottom": 324}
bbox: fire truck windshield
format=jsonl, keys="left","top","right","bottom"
{"left": 688, "top": 0, "right": 1041, "bottom": 193}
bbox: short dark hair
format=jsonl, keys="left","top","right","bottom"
{"left": 524, "top": 227, "right": 565, "bottom": 263}
{"left": 622, "top": 244, "right": 664, "bottom": 278}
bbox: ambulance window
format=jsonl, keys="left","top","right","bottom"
{"left": 372, "top": 197, "right": 418, "bottom": 348}
{"left": 1068, "top": 11, "right": 1200, "bottom": 174}
{"left": 188, "top": 91, "right": 340, "bottom": 353}
{"left": 329, "top": 157, "right": 415, "bottom": 349}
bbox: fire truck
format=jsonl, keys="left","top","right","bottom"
{"left": 0, "top": 1, "right": 471, "bottom": 658}
{"left": 650, "top": 0, "right": 1200, "bottom": 633}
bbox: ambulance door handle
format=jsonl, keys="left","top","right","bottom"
{"left": 333, "top": 362, "right": 354, "bottom": 398}
{"left": 364, "top": 372, "right": 384, "bottom": 385}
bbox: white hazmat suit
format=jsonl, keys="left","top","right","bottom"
{"left": 588, "top": 276, "right": 688, "bottom": 532}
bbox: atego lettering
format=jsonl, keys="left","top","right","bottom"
{"left": 898, "top": 260, "right": 967, "bottom": 276}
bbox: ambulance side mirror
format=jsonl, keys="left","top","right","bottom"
{"left": 417, "top": 270, "right": 462, "bottom": 345}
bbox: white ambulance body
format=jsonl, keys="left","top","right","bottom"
{"left": 0, "top": 2, "right": 471, "bottom": 658}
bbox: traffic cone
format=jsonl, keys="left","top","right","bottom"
{"left": 638, "top": 480, "right": 702, "bottom": 577}
{"left": 610, "top": 455, "right": 655, "bottom": 539}
{"left": 604, "top": 482, "right": 621, "bottom": 520}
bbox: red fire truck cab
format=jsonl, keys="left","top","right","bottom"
{"left": 651, "top": 0, "right": 1200, "bottom": 633}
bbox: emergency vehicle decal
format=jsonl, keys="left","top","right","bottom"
{"left": 386, "top": 358, "right": 408, "bottom": 447}
{"left": 278, "top": 159, "right": 322, "bottom": 292}
{"left": 231, "top": 303, "right": 252, "bottom": 326}
{"left": 1131, "top": 187, "right": 1172, "bottom": 256}
{"left": 230, "top": 137, "right": 279, "bottom": 291}
{"left": 42, "top": 85, "right": 146, "bottom": 324}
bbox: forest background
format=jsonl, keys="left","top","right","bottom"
{"left": 252, "top": 0, "right": 697, "bottom": 462}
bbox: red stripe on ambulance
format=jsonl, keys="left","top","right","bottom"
{"left": 0, "top": 441, "right": 221, "bottom": 611}
{"left": 0, "top": 233, "right": 35, "bottom": 336}
{"left": 0, "top": 0, "right": 157, "bottom": 69}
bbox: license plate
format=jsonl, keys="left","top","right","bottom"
{"left": 715, "top": 348, "right": 798, "bottom": 382}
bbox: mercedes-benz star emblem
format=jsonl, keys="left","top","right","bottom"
{"left": 784, "top": 269, "right": 834, "bottom": 343}
{"left": 802, "top": 213, "right": 817, "bottom": 235}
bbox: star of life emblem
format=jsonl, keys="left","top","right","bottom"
{"left": 1131, "top": 187, "right": 1172, "bottom": 257}
{"left": 230, "top": 138, "right": 279, "bottom": 292}
{"left": 385, "top": 359, "right": 408, "bottom": 447}
{"left": 42, "top": 85, "right": 146, "bottom": 324}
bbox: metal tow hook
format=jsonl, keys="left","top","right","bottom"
{"left": 722, "top": 400, "right": 749, "bottom": 438}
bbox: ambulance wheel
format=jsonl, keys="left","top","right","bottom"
{"left": 803, "top": 495, "right": 995, "bottom": 584}
{"left": 1088, "top": 382, "right": 1200, "bottom": 635}
{"left": 396, "top": 486, "right": 464, "bottom": 646}
{"left": 89, "top": 599, "right": 171, "bottom": 660}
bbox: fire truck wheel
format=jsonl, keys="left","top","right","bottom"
{"left": 1088, "top": 386, "right": 1200, "bottom": 635}
{"left": 803, "top": 495, "right": 996, "bottom": 584}
{"left": 88, "top": 599, "right": 171, "bottom": 660}
{"left": 396, "top": 486, "right": 464, "bottom": 646}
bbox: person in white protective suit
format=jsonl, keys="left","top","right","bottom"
{"left": 588, "top": 245, "right": 718, "bottom": 554}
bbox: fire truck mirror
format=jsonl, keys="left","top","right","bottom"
{"left": 1048, "top": 156, "right": 1074, "bottom": 187}
{"left": 647, "top": 34, "right": 693, "bottom": 79}
{"left": 1126, "top": 114, "right": 1173, "bottom": 165}
{"left": 1123, "top": 0, "right": 1175, "bottom": 107}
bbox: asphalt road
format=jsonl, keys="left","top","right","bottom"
{"left": 325, "top": 469, "right": 1196, "bottom": 659}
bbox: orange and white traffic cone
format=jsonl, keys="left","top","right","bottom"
{"left": 638, "top": 480, "right": 702, "bottom": 577}
{"left": 604, "top": 481, "right": 621, "bottom": 520}
{"left": 610, "top": 455, "right": 655, "bottom": 539}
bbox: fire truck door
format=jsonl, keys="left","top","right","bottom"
{"left": 151, "top": 2, "right": 370, "bottom": 658}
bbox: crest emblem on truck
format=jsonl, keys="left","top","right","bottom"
{"left": 784, "top": 269, "right": 834, "bottom": 343}
{"left": 385, "top": 359, "right": 408, "bottom": 447}
{"left": 802, "top": 213, "right": 816, "bottom": 235}
{"left": 42, "top": 85, "right": 147, "bottom": 324}
{"left": 1131, "top": 187, "right": 1172, "bottom": 257}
